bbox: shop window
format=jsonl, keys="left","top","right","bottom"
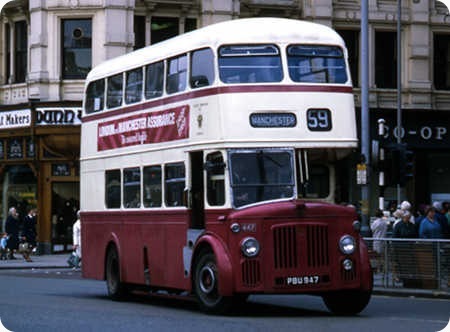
{"left": 166, "top": 54, "right": 187, "bottom": 94}
{"left": 85, "top": 79, "right": 105, "bottom": 113}
{"left": 206, "top": 152, "right": 225, "bottom": 206}
{"left": 191, "top": 48, "right": 214, "bottom": 88}
{"left": 125, "top": 68, "right": 143, "bottom": 104}
{"left": 375, "top": 31, "right": 397, "bottom": 89}
{"left": 62, "top": 19, "right": 92, "bottom": 79}
{"left": 143, "top": 166, "right": 162, "bottom": 207}
{"left": 337, "top": 29, "right": 359, "bottom": 87}
{"left": 105, "top": 170, "right": 121, "bottom": 208}
{"left": 145, "top": 61, "right": 164, "bottom": 99}
{"left": 107, "top": 73, "right": 123, "bottom": 109}
{"left": 3, "top": 21, "right": 27, "bottom": 84}
{"left": 123, "top": 167, "right": 141, "bottom": 208}
{"left": 165, "top": 163, "right": 185, "bottom": 207}
{"left": 434, "top": 34, "right": 450, "bottom": 90}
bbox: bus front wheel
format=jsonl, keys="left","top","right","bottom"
{"left": 194, "top": 252, "right": 232, "bottom": 314}
{"left": 106, "top": 247, "right": 128, "bottom": 301}
{"left": 322, "top": 289, "right": 371, "bottom": 315}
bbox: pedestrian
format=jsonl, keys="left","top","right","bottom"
{"left": 370, "top": 209, "right": 388, "bottom": 272}
{"left": 5, "top": 207, "right": 20, "bottom": 260}
{"left": 0, "top": 233, "right": 8, "bottom": 260}
{"left": 392, "top": 209, "right": 404, "bottom": 228}
{"left": 432, "top": 201, "right": 449, "bottom": 238}
{"left": 21, "top": 207, "right": 37, "bottom": 262}
{"left": 72, "top": 210, "right": 81, "bottom": 268}
{"left": 400, "top": 201, "right": 415, "bottom": 224}
{"left": 392, "top": 211, "right": 418, "bottom": 286}
{"left": 419, "top": 206, "right": 443, "bottom": 239}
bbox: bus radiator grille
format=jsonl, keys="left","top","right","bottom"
{"left": 273, "top": 225, "right": 329, "bottom": 270}
{"left": 273, "top": 226, "right": 298, "bottom": 269}
{"left": 241, "top": 259, "right": 261, "bottom": 287}
{"left": 306, "top": 225, "right": 329, "bottom": 268}
{"left": 341, "top": 261, "right": 357, "bottom": 282}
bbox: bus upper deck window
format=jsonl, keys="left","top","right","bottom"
{"left": 191, "top": 48, "right": 214, "bottom": 89}
{"left": 125, "top": 67, "right": 143, "bottom": 104}
{"left": 218, "top": 44, "right": 283, "bottom": 84}
{"left": 145, "top": 61, "right": 164, "bottom": 99}
{"left": 167, "top": 54, "right": 187, "bottom": 94}
{"left": 287, "top": 45, "right": 347, "bottom": 84}
{"left": 85, "top": 79, "right": 105, "bottom": 113}
{"left": 107, "top": 73, "right": 124, "bottom": 108}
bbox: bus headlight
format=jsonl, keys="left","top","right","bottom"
{"left": 241, "top": 237, "right": 260, "bottom": 258}
{"left": 339, "top": 235, "right": 356, "bottom": 255}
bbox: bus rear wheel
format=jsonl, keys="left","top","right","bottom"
{"left": 322, "top": 289, "right": 371, "bottom": 315}
{"left": 106, "top": 247, "right": 128, "bottom": 301}
{"left": 194, "top": 252, "right": 232, "bottom": 314}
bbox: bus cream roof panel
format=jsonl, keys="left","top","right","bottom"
{"left": 86, "top": 18, "right": 346, "bottom": 82}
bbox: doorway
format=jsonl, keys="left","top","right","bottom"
{"left": 51, "top": 182, "right": 79, "bottom": 252}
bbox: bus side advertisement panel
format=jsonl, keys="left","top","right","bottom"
{"left": 97, "top": 105, "right": 190, "bottom": 151}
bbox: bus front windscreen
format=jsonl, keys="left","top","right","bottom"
{"left": 230, "top": 150, "right": 295, "bottom": 208}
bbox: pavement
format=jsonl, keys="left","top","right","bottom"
{"left": 0, "top": 253, "right": 69, "bottom": 270}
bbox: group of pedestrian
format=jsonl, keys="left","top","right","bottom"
{"left": 370, "top": 200, "right": 450, "bottom": 286}
{"left": 0, "top": 206, "right": 37, "bottom": 262}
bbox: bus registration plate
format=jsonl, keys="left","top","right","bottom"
{"left": 286, "top": 276, "right": 319, "bottom": 286}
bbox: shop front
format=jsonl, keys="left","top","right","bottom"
{"left": 370, "top": 110, "right": 450, "bottom": 209}
{"left": 0, "top": 102, "right": 81, "bottom": 254}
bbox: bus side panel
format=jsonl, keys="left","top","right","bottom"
{"left": 81, "top": 212, "right": 119, "bottom": 280}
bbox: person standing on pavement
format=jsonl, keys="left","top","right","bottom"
{"left": 419, "top": 206, "right": 443, "bottom": 239}
{"left": 370, "top": 209, "right": 388, "bottom": 272}
{"left": 72, "top": 210, "right": 81, "bottom": 267}
{"left": 5, "top": 207, "right": 20, "bottom": 260}
{"left": 432, "top": 201, "right": 449, "bottom": 238}
{"left": 21, "top": 207, "right": 37, "bottom": 262}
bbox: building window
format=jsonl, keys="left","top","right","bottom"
{"left": 62, "top": 19, "right": 92, "bottom": 79}
{"left": 151, "top": 17, "right": 179, "bottom": 44}
{"left": 134, "top": 15, "right": 146, "bottom": 50}
{"left": 434, "top": 34, "right": 450, "bottom": 90}
{"left": 375, "top": 31, "right": 397, "bottom": 89}
{"left": 3, "top": 21, "right": 27, "bottom": 84}
{"left": 337, "top": 29, "right": 359, "bottom": 87}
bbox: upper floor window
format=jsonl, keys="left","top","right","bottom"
{"left": 166, "top": 54, "right": 187, "bottom": 94}
{"left": 62, "top": 19, "right": 92, "bottom": 79}
{"left": 337, "top": 29, "right": 359, "bottom": 87}
{"left": 219, "top": 44, "right": 283, "bottom": 84}
{"left": 4, "top": 21, "right": 28, "bottom": 84}
{"left": 434, "top": 34, "right": 450, "bottom": 90}
{"left": 190, "top": 48, "right": 214, "bottom": 88}
{"left": 125, "top": 68, "right": 143, "bottom": 104}
{"left": 287, "top": 45, "right": 347, "bottom": 84}
{"left": 375, "top": 31, "right": 397, "bottom": 89}
{"left": 85, "top": 79, "right": 105, "bottom": 113}
{"left": 145, "top": 61, "right": 164, "bottom": 99}
{"left": 107, "top": 73, "right": 123, "bottom": 108}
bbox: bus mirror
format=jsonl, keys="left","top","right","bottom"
{"left": 204, "top": 161, "right": 225, "bottom": 173}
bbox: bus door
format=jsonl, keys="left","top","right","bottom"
{"left": 189, "top": 151, "right": 204, "bottom": 229}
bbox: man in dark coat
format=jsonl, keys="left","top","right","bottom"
{"left": 5, "top": 207, "right": 20, "bottom": 259}
{"left": 21, "top": 208, "right": 37, "bottom": 262}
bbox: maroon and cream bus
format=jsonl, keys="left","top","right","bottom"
{"left": 80, "top": 17, "right": 372, "bottom": 314}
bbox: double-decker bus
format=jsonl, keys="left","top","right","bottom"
{"left": 80, "top": 17, "right": 372, "bottom": 315}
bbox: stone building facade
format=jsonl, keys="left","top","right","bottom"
{"left": 0, "top": 0, "right": 449, "bottom": 252}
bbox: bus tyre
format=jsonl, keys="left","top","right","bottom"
{"left": 194, "top": 252, "right": 232, "bottom": 314}
{"left": 106, "top": 247, "right": 128, "bottom": 301}
{"left": 322, "top": 290, "right": 371, "bottom": 315}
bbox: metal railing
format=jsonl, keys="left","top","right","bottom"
{"left": 364, "top": 238, "right": 450, "bottom": 294}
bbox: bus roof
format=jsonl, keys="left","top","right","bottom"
{"left": 86, "top": 17, "right": 346, "bottom": 82}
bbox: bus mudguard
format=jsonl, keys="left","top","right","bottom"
{"left": 358, "top": 237, "right": 373, "bottom": 292}
{"left": 193, "top": 234, "right": 234, "bottom": 296}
